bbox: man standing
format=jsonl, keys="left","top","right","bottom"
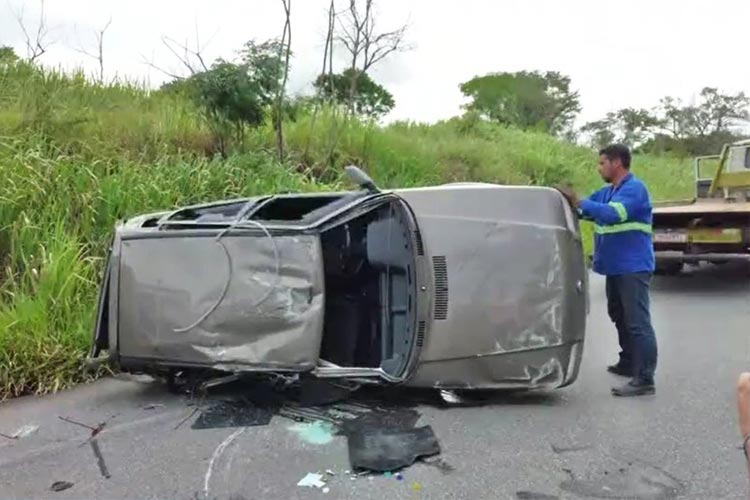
{"left": 559, "top": 144, "right": 658, "bottom": 397}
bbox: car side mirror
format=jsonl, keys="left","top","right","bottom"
{"left": 344, "top": 165, "right": 380, "bottom": 193}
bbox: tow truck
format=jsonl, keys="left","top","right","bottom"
{"left": 652, "top": 140, "right": 750, "bottom": 274}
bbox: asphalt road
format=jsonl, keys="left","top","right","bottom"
{"left": 1, "top": 265, "right": 749, "bottom": 500}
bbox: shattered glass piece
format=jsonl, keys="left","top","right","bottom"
{"left": 50, "top": 481, "right": 74, "bottom": 492}
{"left": 347, "top": 425, "right": 440, "bottom": 472}
{"left": 287, "top": 420, "right": 335, "bottom": 445}
{"left": 297, "top": 473, "right": 326, "bottom": 488}
{"left": 12, "top": 424, "right": 39, "bottom": 439}
{"left": 191, "top": 400, "right": 273, "bottom": 430}
{"left": 439, "top": 390, "right": 462, "bottom": 405}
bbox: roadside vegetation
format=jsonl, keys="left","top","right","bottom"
{"left": 7, "top": 0, "right": 745, "bottom": 399}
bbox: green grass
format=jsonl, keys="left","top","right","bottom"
{"left": 0, "top": 60, "right": 694, "bottom": 399}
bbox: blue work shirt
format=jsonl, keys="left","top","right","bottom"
{"left": 578, "top": 172, "right": 655, "bottom": 276}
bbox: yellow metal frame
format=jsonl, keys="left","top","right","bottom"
{"left": 708, "top": 140, "right": 750, "bottom": 195}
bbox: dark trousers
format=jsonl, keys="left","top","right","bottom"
{"left": 605, "top": 273, "right": 658, "bottom": 384}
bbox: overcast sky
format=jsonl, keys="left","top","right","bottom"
{"left": 2, "top": 0, "right": 749, "bottom": 125}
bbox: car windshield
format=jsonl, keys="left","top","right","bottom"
{"left": 158, "top": 192, "right": 367, "bottom": 228}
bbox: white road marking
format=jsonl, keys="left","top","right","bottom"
{"left": 203, "top": 428, "right": 246, "bottom": 499}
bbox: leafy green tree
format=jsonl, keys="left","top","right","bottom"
{"left": 0, "top": 46, "right": 19, "bottom": 64}
{"left": 313, "top": 69, "right": 395, "bottom": 119}
{"left": 616, "top": 108, "right": 662, "bottom": 147}
{"left": 580, "top": 117, "right": 616, "bottom": 149}
{"left": 459, "top": 71, "right": 581, "bottom": 135}
{"left": 692, "top": 87, "right": 750, "bottom": 135}
{"left": 582, "top": 108, "right": 662, "bottom": 149}
{"left": 643, "top": 89, "right": 749, "bottom": 155}
{"left": 159, "top": 39, "right": 289, "bottom": 155}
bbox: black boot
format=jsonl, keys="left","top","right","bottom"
{"left": 612, "top": 379, "right": 655, "bottom": 397}
{"left": 606, "top": 363, "right": 632, "bottom": 377}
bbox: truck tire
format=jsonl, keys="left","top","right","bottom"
{"left": 655, "top": 260, "right": 684, "bottom": 276}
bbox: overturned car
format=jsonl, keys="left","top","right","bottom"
{"left": 88, "top": 167, "right": 588, "bottom": 391}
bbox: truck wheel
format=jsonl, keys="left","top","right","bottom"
{"left": 655, "top": 261, "right": 684, "bottom": 276}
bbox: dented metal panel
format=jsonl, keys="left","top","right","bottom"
{"left": 396, "top": 184, "right": 587, "bottom": 389}
{"left": 115, "top": 231, "right": 325, "bottom": 371}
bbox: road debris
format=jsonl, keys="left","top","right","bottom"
{"left": 551, "top": 443, "right": 591, "bottom": 454}
{"left": 0, "top": 424, "right": 39, "bottom": 440}
{"left": 297, "top": 473, "right": 326, "bottom": 488}
{"left": 348, "top": 425, "right": 440, "bottom": 472}
{"left": 141, "top": 403, "right": 165, "bottom": 410}
{"left": 191, "top": 400, "right": 272, "bottom": 430}
{"left": 50, "top": 481, "right": 74, "bottom": 492}
{"left": 288, "top": 420, "right": 335, "bottom": 445}
{"left": 515, "top": 492, "right": 559, "bottom": 500}
{"left": 412, "top": 482, "right": 422, "bottom": 492}
{"left": 174, "top": 407, "right": 200, "bottom": 430}
{"left": 421, "top": 457, "right": 455, "bottom": 474}
{"left": 90, "top": 439, "right": 111, "bottom": 479}
{"left": 58, "top": 416, "right": 108, "bottom": 442}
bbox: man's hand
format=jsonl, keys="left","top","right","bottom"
{"left": 555, "top": 184, "right": 580, "bottom": 208}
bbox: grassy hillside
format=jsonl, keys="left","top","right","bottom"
{"left": 0, "top": 60, "right": 694, "bottom": 399}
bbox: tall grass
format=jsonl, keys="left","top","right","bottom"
{"left": 0, "top": 60, "right": 694, "bottom": 399}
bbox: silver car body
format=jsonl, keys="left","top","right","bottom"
{"left": 90, "top": 182, "right": 588, "bottom": 390}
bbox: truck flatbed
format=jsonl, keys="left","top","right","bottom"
{"left": 650, "top": 140, "right": 750, "bottom": 273}
{"left": 653, "top": 199, "right": 750, "bottom": 215}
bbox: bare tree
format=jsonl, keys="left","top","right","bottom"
{"left": 14, "top": 0, "right": 54, "bottom": 63}
{"left": 304, "top": 0, "right": 337, "bottom": 163}
{"left": 275, "top": 0, "right": 292, "bottom": 161}
{"left": 336, "top": 0, "right": 409, "bottom": 112}
{"left": 140, "top": 24, "right": 218, "bottom": 80}
{"left": 74, "top": 18, "right": 113, "bottom": 84}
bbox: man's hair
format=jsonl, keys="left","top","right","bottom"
{"left": 599, "top": 144, "right": 631, "bottom": 169}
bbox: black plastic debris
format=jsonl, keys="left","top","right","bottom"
{"left": 191, "top": 400, "right": 273, "bottom": 430}
{"left": 50, "top": 481, "right": 74, "bottom": 492}
{"left": 348, "top": 425, "right": 440, "bottom": 472}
